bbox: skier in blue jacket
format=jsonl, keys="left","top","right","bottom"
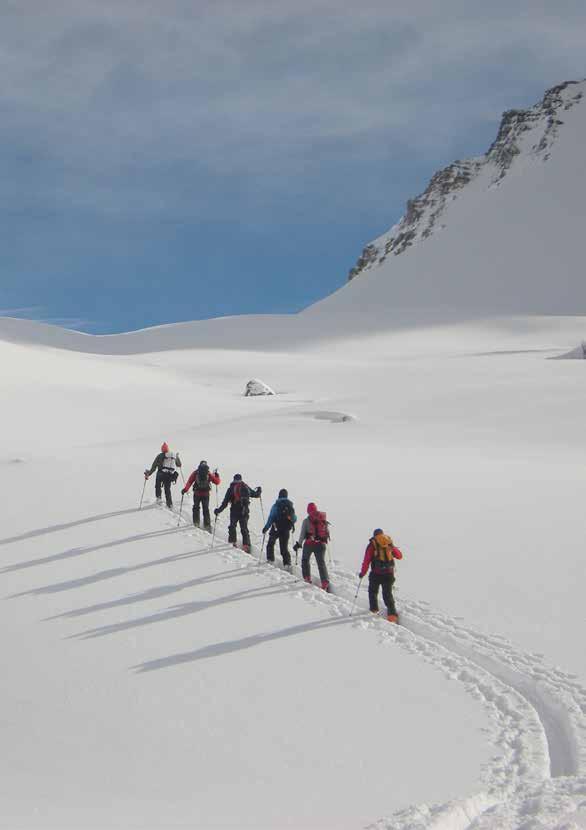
{"left": 262, "top": 489, "right": 297, "bottom": 571}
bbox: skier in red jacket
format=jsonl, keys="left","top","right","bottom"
{"left": 181, "top": 461, "right": 220, "bottom": 530}
{"left": 359, "top": 529, "right": 403, "bottom": 623}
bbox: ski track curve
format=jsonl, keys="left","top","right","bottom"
{"left": 159, "top": 504, "right": 586, "bottom": 830}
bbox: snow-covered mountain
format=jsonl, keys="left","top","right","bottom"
{"left": 341, "top": 80, "right": 586, "bottom": 314}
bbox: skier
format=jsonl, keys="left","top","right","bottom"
{"left": 181, "top": 461, "right": 221, "bottom": 530}
{"left": 144, "top": 442, "right": 182, "bottom": 508}
{"left": 262, "top": 488, "right": 296, "bottom": 572}
{"left": 214, "top": 474, "right": 262, "bottom": 553}
{"left": 358, "top": 528, "right": 403, "bottom": 623}
{"left": 293, "top": 502, "right": 330, "bottom": 591}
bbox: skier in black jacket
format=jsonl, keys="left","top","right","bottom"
{"left": 214, "top": 474, "right": 261, "bottom": 552}
{"left": 144, "top": 442, "right": 182, "bottom": 508}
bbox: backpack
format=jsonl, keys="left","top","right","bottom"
{"left": 195, "top": 462, "right": 210, "bottom": 491}
{"left": 372, "top": 533, "right": 395, "bottom": 570}
{"left": 308, "top": 511, "right": 329, "bottom": 543}
{"left": 275, "top": 499, "right": 294, "bottom": 529}
{"left": 232, "top": 481, "right": 249, "bottom": 505}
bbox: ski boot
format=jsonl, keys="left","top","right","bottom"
{"left": 321, "top": 580, "right": 330, "bottom": 592}
{"left": 387, "top": 614, "right": 399, "bottom": 624}
{"left": 303, "top": 576, "right": 312, "bottom": 584}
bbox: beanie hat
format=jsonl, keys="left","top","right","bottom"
{"left": 200, "top": 460, "right": 208, "bottom": 466}
{"left": 234, "top": 473, "right": 242, "bottom": 481}
{"left": 278, "top": 488, "right": 288, "bottom": 498}
{"left": 307, "top": 502, "right": 317, "bottom": 514}
{"left": 373, "top": 528, "right": 383, "bottom": 537}
{"left": 161, "top": 442, "right": 169, "bottom": 453}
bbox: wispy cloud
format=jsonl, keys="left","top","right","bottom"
{"left": 1, "top": 1, "right": 585, "bottom": 220}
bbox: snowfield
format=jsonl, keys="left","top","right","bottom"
{"left": 1, "top": 310, "right": 585, "bottom": 830}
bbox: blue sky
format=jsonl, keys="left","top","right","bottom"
{"left": 1, "top": 1, "right": 585, "bottom": 333}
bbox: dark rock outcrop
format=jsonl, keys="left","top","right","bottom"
{"left": 348, "top": 81, "right": 585, "bottom": 282}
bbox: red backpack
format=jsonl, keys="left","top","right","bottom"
{"left": 232, "top": 481, "right": 249, "bottom": 504}
{"left": 309, "top": 511, "right": 329, "bottom": 543}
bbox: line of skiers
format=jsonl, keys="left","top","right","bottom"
{"left": 144, "top": 443, "right": 403, "bottom": 621}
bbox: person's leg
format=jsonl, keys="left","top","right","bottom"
{"left": 266, "top": 527, "right": 277, "bottom": 562}
{"left": 228, "top": 507, "right": 237, "bottom": 544}
{"left": 381, "top": 573, "right": 398, "bottom": 617}
{"left": 368, "top": 572, "right": 380, "bottom": 612}
{"left": 240, "top": 511, "right": 251, "bottom": 549}
{"left": 192, "top": 494, "right": 201, "bottom": 526}
{"left": 163, "top": 473, "right": 173, "bottom": 507}
{"left": 155, "top": 471, "right": 163, "bottom": 501}
{"left": 279, "top": 529, "right": 291, "bottom": 566}
{"left": 301, "top": 543, "right": 312, "bottom": 581}
{"left": 314, "top": 543, "right": 330, "bottom": 586}
{"left": 202, "top": 495, "right": 211, "bottom": 528}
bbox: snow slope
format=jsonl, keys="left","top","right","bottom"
{"left": 1, "top": 310, "right": 585, "bottom": 829}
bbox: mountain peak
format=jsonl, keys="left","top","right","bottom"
{"left": 348, "top": 80, "right": 586, "bottom": 282}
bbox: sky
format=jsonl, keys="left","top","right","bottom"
{"left": 1, "top": 1, "right": 585, "bottom": 333}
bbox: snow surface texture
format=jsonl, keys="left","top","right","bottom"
{"left": 343, "top": 80, "right": 586, "bottom": 315}
{"left": 1, "top": 311, "right": 585, "bottom": 829}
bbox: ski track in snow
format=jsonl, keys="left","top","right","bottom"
{"left": 15, "top": 499, "right": 584, "bottom": 829}
{"left": 148, "top": 503, "right": 586, "bottom": 830}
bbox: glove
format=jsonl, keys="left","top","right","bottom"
{"left": 181, "top": 488, "right": 187, "bottom": 495}
{"left": 214, "top": 508, "right": 220, "bottom": 516}
{"left": 262, "top": 526, "right": 269, "bottom": 535}
{"left": 293, "top": 542, "right": 301, "bottom": 552}
{"left": 144, "top": 470, "right": 150, "bottom": 479}
{"left": 358, "top": 572, "right": 365, "bottom": 579}
{"left": 256, "top": 486, "right": 262, "bottom": 495}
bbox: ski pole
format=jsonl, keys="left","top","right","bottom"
{"left": 211, "top": 515, "right": 218, "bottom": 549}
{"left": 177, "top": 492, "right": 184, "bottom": 527}
{"left": 258, "top": 533, "right": 266, "bottom": 565}
{"left": 139, "top": 476, "right": 147, "bottom": 509}
{"left": 327, "top": 537, "right": 334, "bottom": 567}
{"left": 259, "top": 494, "right": 265, "bottom": 525}
{"left": 349, "top": 577, "right": 363, "bottom": 617}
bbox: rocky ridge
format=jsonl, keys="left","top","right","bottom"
{"left": 348, "top": 80, "right": 585, "bottom": 282}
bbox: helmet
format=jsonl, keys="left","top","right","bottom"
{"left": 161, "top": 442, "right": 169, "bottom": 453}
{"left": 373, "top": 528, "right": 383, "bottom": 537}
{"left": 307, "top": 502, "right": 317, "bottom": 514}
{"left": 278, "top": 488, "right": 288, "bottom": 498}
{"left": 234, "top": 473, "right": 242, "bottom": 481}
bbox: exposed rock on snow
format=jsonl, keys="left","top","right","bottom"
{"left": 244, "top": 378, "right": 276, "bottom": 396}
{"left": 348, "top": 80, "right": 585, "bottom": 282}
{"left": 553, "top": 342, "right": 586, "bottom": 359}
